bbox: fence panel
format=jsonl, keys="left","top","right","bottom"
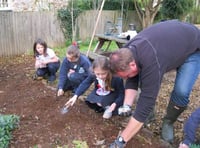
{"left": 76, "top": 10, "right": 139, "bottom": 40}
{"left": 0, "top": 12, "right": 14, "bottom": 56}
{"left": 0, "top": 11, "right": 65, "bottom": 57}
{"left": 0, "top": 10, "right": 139, "bottom": 57}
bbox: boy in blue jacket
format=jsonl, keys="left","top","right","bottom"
{"left": 57, "top": 44, "right": 91, "bottom": 96}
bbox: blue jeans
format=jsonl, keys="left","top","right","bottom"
{"left": 171, "top": 51, "right": 200, "bottom": 106}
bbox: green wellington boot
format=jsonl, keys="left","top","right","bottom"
{"left": 161, "top": 101, "right": 187, "bottom": 143}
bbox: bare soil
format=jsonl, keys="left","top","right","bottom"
{"left": 0, "top": 54, "right": 200, "bottom": 148}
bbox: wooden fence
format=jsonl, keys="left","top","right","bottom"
{"left": 0, "top": 11, "right": 65, "bottom": 57}
{"left": 0, "top": 10, "right": 139, "bottom": 57}
{"left": 76, "top": 10, "right": 140, "bottom": 40}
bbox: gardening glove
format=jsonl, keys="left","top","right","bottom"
{"left": 57, "top": 89, "right": 64, "bottom": 97}
{"left": 65, "top": 95, "right": 78, "bottom": 106}
{"left": 109, "top": 136, "right": 126, "bottom": 148}
{"left": 118, "top": 104, "right": 132, "bottom": 116}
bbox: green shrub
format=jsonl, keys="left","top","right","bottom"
{"left": 73, "top": 140, "right": 88, "bottom": 148}
{"left": 0, "top": 114, "right": 20, "bottom": 148}
{"left": 57, "top": 8, "right": 82, "bottom": 41}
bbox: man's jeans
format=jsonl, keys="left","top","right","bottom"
{"left": 171, "top": 51, "right": 200, "bottom": 106}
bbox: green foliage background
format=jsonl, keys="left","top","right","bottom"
{"left": 57, "top": 8, "right": 82, "bottom": 41}
{"left": 57, "top": 0, "right": 135, "bottom": 41}
{"left": 160, "top": 0, "right": 194, "bottom": 20}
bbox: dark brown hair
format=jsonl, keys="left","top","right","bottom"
{"left": 33, "top": 38, "right": 47, "bottom": 57}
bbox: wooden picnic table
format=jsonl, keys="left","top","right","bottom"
{"left": 93, "top": 34, "right": 128, "bottom": 53}
{"left": 87, "top": 34, "right": 128, "bottom": 60}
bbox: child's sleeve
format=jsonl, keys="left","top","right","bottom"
{"left": 183, "top": 107, "right": 200, "bottom": 146}
{"left": 113, "top": 77, "right": 125, "bottom": 107}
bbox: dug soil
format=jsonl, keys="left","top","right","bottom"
{"left": 1, "top": 54, "right": 200, "bottom": 148}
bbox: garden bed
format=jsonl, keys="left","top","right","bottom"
{"left": 0, "top": 54, "right": 200, "bottom": 147}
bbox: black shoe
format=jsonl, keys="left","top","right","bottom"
{"left": 48, "top": 75, "right": 56, "bottom": 82}
{"left": 72, "top": 88, "right": 76, "bottom": 95}
{"left": 32, "top": 73, "right": 38, "bottom": 80}
{"left": 95, "top": 107, "right": 105, "bottom": 113}
{"left": 85, "top": 101, "right": 105, "bottom": 113}
{"left": 32, "top": 73, "right": 43, "bottom": 80}
{"left": 47, "top": 81, "right": 54, "bottom": 85}
{"left": 85, "top": 101, "right": 97, "bottom": 110}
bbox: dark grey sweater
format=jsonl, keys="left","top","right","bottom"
{"left": 124, "top": 20, "right": 200, "bottom": 122}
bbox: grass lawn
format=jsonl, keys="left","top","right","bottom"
{"left": 26, "top": 39, "right": 119, "bottom": 61}
{"left": 54, "top": 39, "right": 119, "bottom": 61}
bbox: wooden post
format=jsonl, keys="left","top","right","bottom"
{"left": 86, "top": 0, "right": 106, "bottom": 57}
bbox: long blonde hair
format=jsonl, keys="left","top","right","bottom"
{"left": 92, "top": 56, "right": 113, "bottom": 91}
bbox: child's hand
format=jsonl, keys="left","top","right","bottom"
{"left": 65, "top": 95, "right": 78, "bottom": 106}
{"left": 69, "top": 69, "right": 75, "bottom": 73}
{"left": 67, "top": 69, "right": 75, "bottom": 77}
{"left": 57, "top": 89, "right": 64, "bottom": 96}
{"left": 35, "top": 60, "right": 46, "bottom": 68}
{"left": 35, "top": 60, "right": 41, "bottom": 69}
{"left": 40, "top": 61, "right": 47, "bottom": 67}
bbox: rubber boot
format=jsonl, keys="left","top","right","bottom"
{"left": 144, "top": 107, "right": 156, "bottom": 127}
{"left": 161, "top": 101, "right": 187, "bottom": 143}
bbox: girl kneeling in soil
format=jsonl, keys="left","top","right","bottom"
{"left": 65, "top": 56, "right": 125, "bottom": 119}
{"left": 33, "top": 38, "right": 60, "bottom": 83}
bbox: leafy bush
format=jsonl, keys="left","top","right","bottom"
{"left": 0, "top": 114, "right": 20, "bottom": 148}
{"left": 188, "top": 8, "right": 200, "bottom": 24}
{"left": 57, "top": 8, "right": 82, "bottom": 41}
{"left": 160, "top": 0, "right": 193, "bottom": 20}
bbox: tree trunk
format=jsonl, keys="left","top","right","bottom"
{"left": 134, "top": 0, "right": 162, "bottom": 29}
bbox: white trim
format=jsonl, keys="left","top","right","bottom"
{"left": 0, "top": 0, "right": 8, "bottom": 7}
{"left": 0, "top": 0, "right": 12, "bottom": 10}
{"left": 0, "top": 7, "right": 12, "bottom": 11}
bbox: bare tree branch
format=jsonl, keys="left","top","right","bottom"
{"left": 134, "top": 0, "right": 162, "bottom": 28}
